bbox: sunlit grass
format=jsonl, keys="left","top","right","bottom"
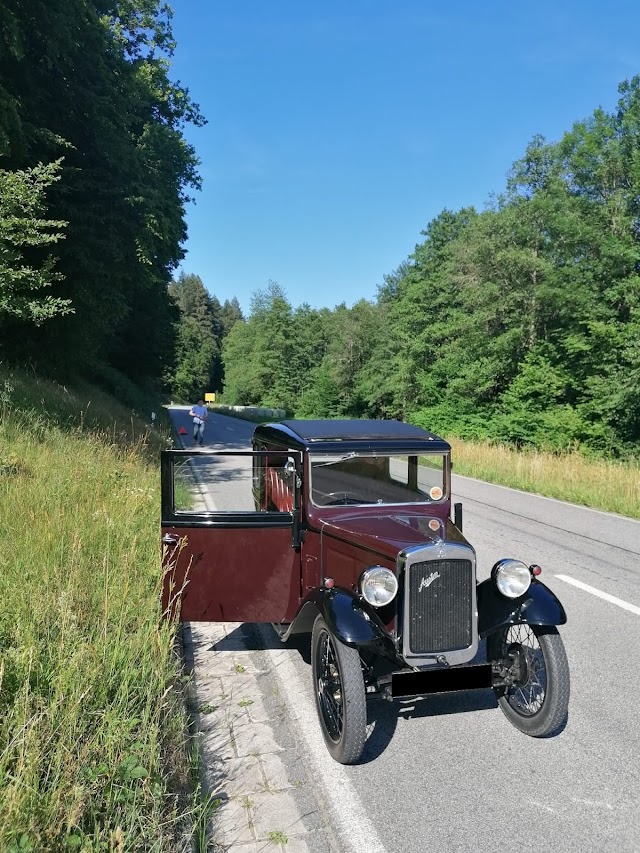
{"left": 449, "top": 437, "right": 640, "bottom": 519}
{"left": 0, "top": 366, "right": 204, "bottom": 851}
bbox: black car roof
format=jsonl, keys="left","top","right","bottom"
{"left": 252, "top": 419, "right": 450, "bottom": 454}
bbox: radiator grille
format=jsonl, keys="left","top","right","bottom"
{"left": 408, "top": 559, "right": 473, "bottom": 653}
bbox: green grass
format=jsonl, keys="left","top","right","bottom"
{"left": 0, "top": 365, "right": 202, "bottom": 851}
{"left": 449, "top": 437, "right": 640, "bottom": 519}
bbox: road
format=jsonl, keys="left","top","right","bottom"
{"left": 169, "top": 408, "right": 640, "bottom": 853}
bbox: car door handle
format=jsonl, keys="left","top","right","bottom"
{"left": 162, "top": 534, "right": 181, "bottom": 545}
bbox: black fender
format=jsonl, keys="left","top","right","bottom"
{"left": 477, "top": 577, "right": 567, "bottom": 639}
{"left": 287, "top": 587, "right": 404, "bottom": 667}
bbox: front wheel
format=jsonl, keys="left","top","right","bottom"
{"left": 311, "top": 616, "right": 367, "bottom": 764}
{"left": 487, "top": 623, "right": 570, "bottom": 737}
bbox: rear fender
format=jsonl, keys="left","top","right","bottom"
{"left": 478, "top": 577, "right": 567, "bottom": 638}
{"left": 287, "top": 588, "right": 403, "bottom": 666}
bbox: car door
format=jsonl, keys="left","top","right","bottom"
{"left": 161, "top": 449, "right": 302, "bottom": 623}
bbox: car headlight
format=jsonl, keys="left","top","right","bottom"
{"left": 491, "top": 559, "right": 531, "bottom": 599}
{"left": 360, "top": 566, "right": 398, "bottom": 607}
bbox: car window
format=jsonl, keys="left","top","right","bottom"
{"left": 309, "top": 453, "right": 447, "bottom": 507}
{"left": 172, "top": 452, "right": 296, "bottom": 513}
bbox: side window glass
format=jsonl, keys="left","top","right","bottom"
{"left": 174, "top": 453, "right": 256, "bottom": 512}
{"left": 172, "top": 451, "right": 298, "bottom": 514}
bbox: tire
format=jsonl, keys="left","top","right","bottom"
{"left": 311, "top": 615, "right": 367, "bottom": 764}
{"left": 487, "top": 623, "right": 570, "bottom": 737}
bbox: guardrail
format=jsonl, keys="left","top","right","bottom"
{"left": 211, "top": 404, "right": 287, "bottom": 422}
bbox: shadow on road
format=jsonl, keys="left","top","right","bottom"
{"left": 217, "top": 625, "right": 501, "bottom": 764}
{"left": 358, "top": 689, "right": 498, "bottom": 763}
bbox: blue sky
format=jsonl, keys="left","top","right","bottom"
{"left": 170, "top": 1, "right": 640, "bottom": 315}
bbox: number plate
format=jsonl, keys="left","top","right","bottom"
{"left": 391, "top": 664, "right": 492, "bottom": 698}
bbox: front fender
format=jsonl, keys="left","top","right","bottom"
{"left": 288, "top": 588, "right": 403, "bottom": 666}
{"left": 477, "top": 577, "right": 567, "bottom": 638}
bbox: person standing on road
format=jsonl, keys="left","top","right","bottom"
{"left": 189, "top": 399, "right": 208, "bottom": 446}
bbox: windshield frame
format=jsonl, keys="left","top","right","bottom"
{"left": 308, "top": 450, "right": 450, "bottom": 509}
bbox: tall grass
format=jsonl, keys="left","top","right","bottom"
{"left": 449, "top": 437, "right": 640, "bottom": 519}
{"left": 0, "top": 367, "right": 199, "bottom": 851}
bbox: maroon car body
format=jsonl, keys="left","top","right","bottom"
{"left": 161, "top": 419, "right": 570, "bottom": 763}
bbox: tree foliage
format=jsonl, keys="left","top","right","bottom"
{"left": 0, "top": 0, "right": 203, "bottom": 385}
{"left": 0, "top": 160, "right": 71, "bottom": 325}
{"left": 167, "top": 271, "right": 241, "bottom": 401}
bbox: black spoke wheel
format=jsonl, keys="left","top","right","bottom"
{"left": 311, "top": 615, "right": 366, "bottom": 764}
{"left": 487, "top": 623, "right": 570, "bottom": 737}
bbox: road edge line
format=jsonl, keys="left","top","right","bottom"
{"left": 555, "top": 574, "right": 640, "bottom": 616}
{"left": 256, "top": 625, "right": 387, "bottom": 853}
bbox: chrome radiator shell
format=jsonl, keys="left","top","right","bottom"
{"left": 397, "top": 541, "right": 478, "bottom": 668}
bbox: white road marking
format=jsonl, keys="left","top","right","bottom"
{"left": 531, "top": 800, "right": 556, "bottom": 814}
{"left": 555, "top": 574, "right": 640, "bottom": 616}
{"left": 256, "top": 625, "right": 388, "bottom": 853}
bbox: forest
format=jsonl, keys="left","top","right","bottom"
{"left": 0, "top": 0, "right": 209, "bottom": 391}
{"left": 1, "top": 1, "right": 639, "bottom": 457}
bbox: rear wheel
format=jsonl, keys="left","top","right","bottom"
{"left": 311, "top": 616, "right": 366, "bottom": 764}
{"left": 487, "top": 623, "right": 570, "bottom": 737}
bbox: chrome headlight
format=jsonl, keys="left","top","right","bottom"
{"left": 491, "top": 559, "right": 531, "bottom": 599}
{"left": 360, "top": 566, "right": 398, "bottom": 607}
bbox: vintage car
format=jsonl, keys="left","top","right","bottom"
{"left": 161, "top": 419, "right": 570, "bottom": 764}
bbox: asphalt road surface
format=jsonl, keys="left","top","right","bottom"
{"left": 168, "top": 408, "right": 640, "bottom": 853}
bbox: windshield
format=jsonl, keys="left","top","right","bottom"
{"left": 309, "top": 452, "right": 447, "bottom": 507}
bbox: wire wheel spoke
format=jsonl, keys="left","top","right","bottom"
{"left": 504, "top": 625, "right": 547, "bottom": 716}
{"left": 490, "top": 619, "right": 569, "bottom": 738}
{"left": 317, "top": 632, "right": 343, "bottom": 741}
